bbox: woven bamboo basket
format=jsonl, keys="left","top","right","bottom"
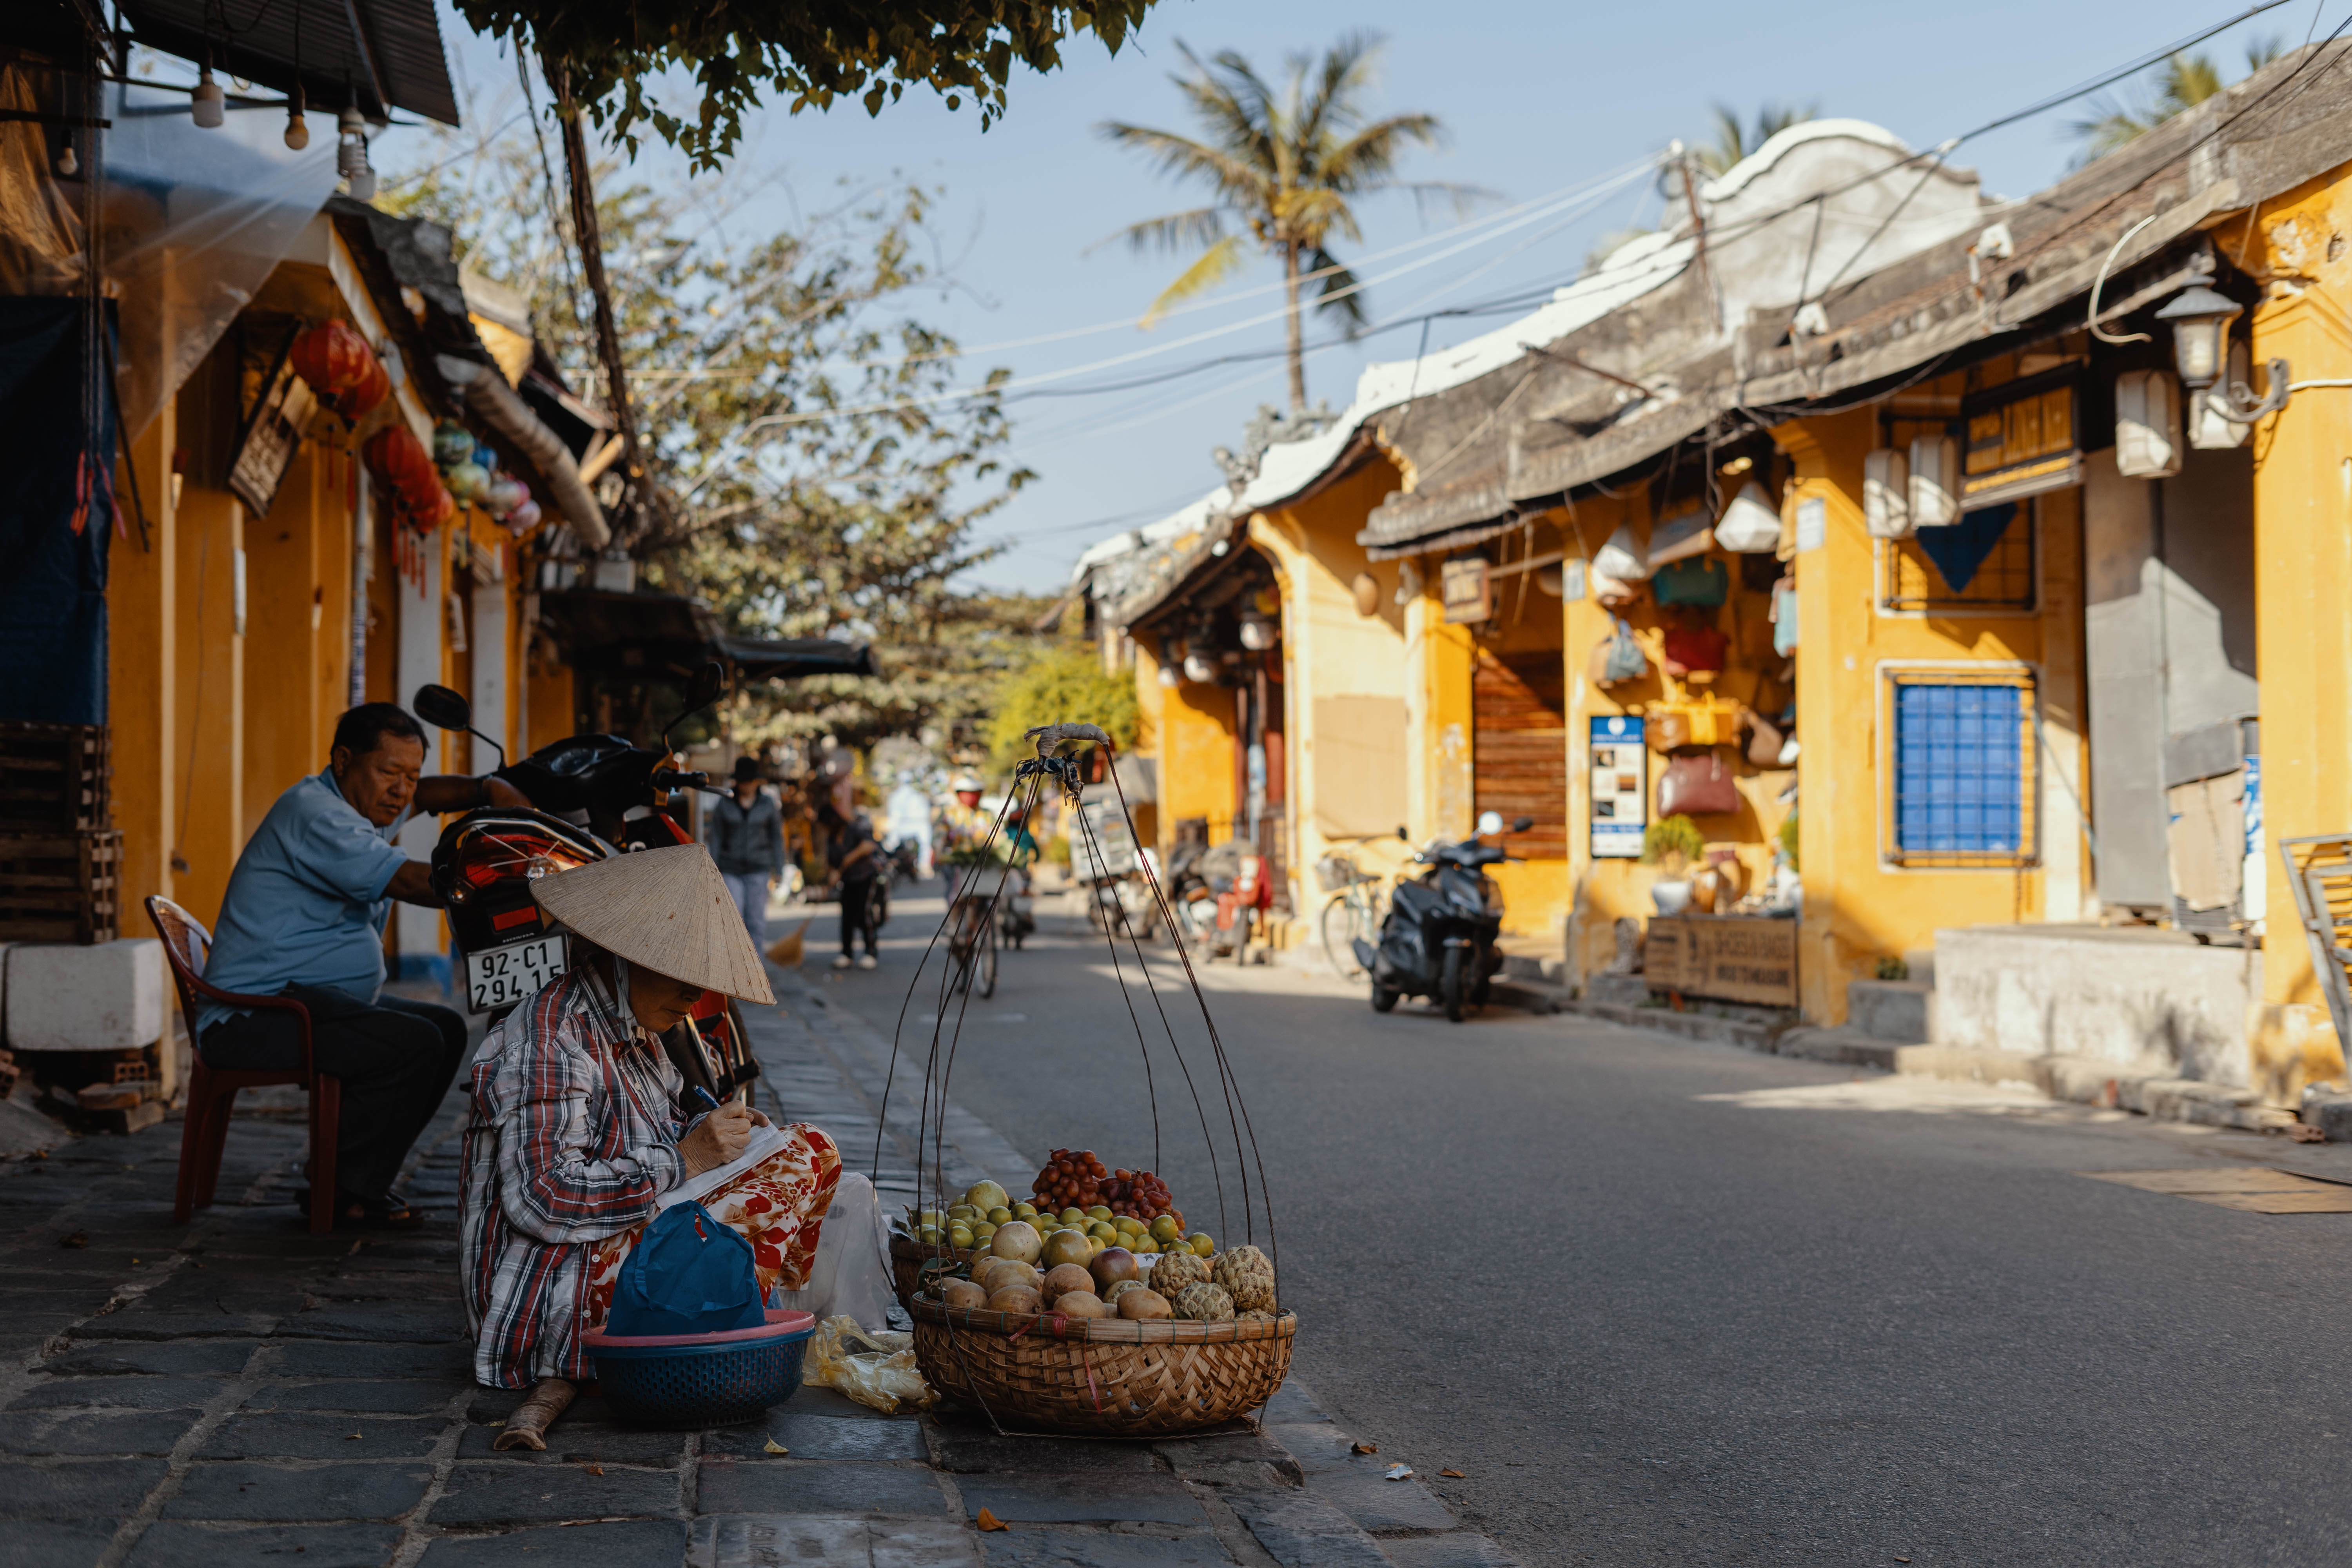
{"left": 889, "top": 1233, "right": 982, "bottom": 1308}
{"left": 909, "top": 1296, "right": 1294, "bottom": 1436}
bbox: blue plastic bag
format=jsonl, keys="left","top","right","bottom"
{"left": 604, "top": 1200, "right": 766, "bottom": 1338}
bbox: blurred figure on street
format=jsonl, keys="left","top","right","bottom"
{"left": 705, "top": 755, "right": 785, "bottom": 953}
{"left": 885, "top": 771, "right": 935, "bottom": 878}
{"left": 819, "top": 800, "right": 881, "bottom": 969}
{"left": 935, "top": 771, "right": 991, "bottom": 905}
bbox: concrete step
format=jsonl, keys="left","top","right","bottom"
{"left": 1502, "top": 953, "right": 1569, "bottom": 985}
{"left": 1488, "top": 974, "right": 1572, "bottom": 1014}
{"left": 1846, "top": 978, "right": 1935, "bottom": 1044}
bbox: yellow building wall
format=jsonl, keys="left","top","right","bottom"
{"left": 171, "top": 479, "right": 244, "bottom": 927}
{"left": 2248, "top": 166, "right": 2352, "bottom": 1098}
{"left": 1156, "top": 675, "right": 1238, "bottom": 852}
{"left": 109, "top": 402, "right": 178, "bottom": 928}
{"left": 1775, "top": 399, "right": 2087, "bottom": 1025}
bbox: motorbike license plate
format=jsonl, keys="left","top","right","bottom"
{"left": 465, "top": 935, "right": 568, "bottom": 1013}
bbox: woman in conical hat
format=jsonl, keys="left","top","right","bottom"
{"left": 458, "top": 844, "right": 840, "bottom": 1447}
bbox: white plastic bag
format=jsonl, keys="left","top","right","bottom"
{"left": 802, "top": 1314, "right": 937, "bottom": 1414}
{"left": 1594, "top": 524, "right": 1650, "bottom": 581}
{"left": 769, "top": 1172, "right": 897, "bottom": 1332}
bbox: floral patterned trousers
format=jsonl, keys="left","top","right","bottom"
{"left": 586, "top": 1123, "right": 842, "bottom": 1327}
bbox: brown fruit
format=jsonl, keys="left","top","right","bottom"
{"left": 940, "top": 1278, "right": 988, "bottom": 1310}
{"left": 1089, "top": 1247, "right": 1140, "bottom": 1292}
{"left": 976, "top": 1258, "right": 1039, "bottom": 1295}
{"left": 1041, "top": 1263, "right": 1094, "bottom": 1303}
{"left": 987, "top": 1286, "right": 1043, "bottom": 1314}
{"left": 1053, "top": 1290, "right": 1110, "bottom": 1318}
{"left": 1040, "top": 1228, "right": 1093, "bottom": 1268}
{"left": 1103, "top": 1279, "right": 1145, "bottom": 1306}
{"left": 1116, "top": 1287, "right": 1171, "bottom": 1321}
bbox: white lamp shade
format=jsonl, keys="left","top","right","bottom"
{"left": 1593, "top": 523, "right": 1650, "bottom": 581}
{"left": 2114, "top": 369, "right": 2183, "bottom": 477}
{"left": 1715, "top": 481, "right": 1781, "bottom": 552}
{"left": 1864, "top": 448, "right": 1911, "bottom": 538}
{"left": 191, "top": 74, "right": 225, "bottom": 129}
{"left": 1908, "top": 434, "right": 1959, "bottom": 528}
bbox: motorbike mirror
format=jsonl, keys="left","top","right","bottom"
{"left": 1396, "top": 826, "right": 1409, "bottom": 841}
{"left": 410, "top": 684, "right": 506, "bottom": 772}
{"left": 662, "top": 660, "right": 728, "bottom": 753}
{"left": 412, "top": 684, "right": 472, "bottom": 733}
{"left": 1512, "top": 815, "right": 1535, "bottom": 833}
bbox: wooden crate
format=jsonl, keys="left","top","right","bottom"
{"left": 0, "top": 831, "right": 122, "bottom": 944}
{"left": 1644, "top": 914, "right": 1798, "bottom": 1008}
{"left": 0, "top": 722, "right": 110, "bottom": 835}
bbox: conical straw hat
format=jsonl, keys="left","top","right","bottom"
{"left": 531, "top": 843, "right": 775, "bottom": 1005}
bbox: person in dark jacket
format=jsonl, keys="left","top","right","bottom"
{"left": 704, "top": 756, "right": 786, "bottom": 951}
{"left": 818, "top": 801, "right": 880, "bottom": 969}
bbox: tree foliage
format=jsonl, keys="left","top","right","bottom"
{"left": 454, "top": 0, "right": 1158, "bottom": 170}
{"left": 383, "top": 94, "right": 1043, "bottom": 750}
{"left": 2073, "top": 38, "right": 2285, "bottom": 160}
{"left": 985, "top": 643, "right": 1140, "bottom": 775}
{"left": 1693, "top": 102, "right": 1816, "bottom": 178}
{"left": 1094, "top": 30, "right": 1485, "bottom": 409}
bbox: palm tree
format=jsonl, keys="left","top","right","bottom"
{"left": 1695, "top": 102, "right": 1817, "bottom": 178}
{"left": 2074, "top": 38, "right": 2284, "bottom": 159}
{"left": 1096, "top": 31, "right": 1482, "bottom": 410}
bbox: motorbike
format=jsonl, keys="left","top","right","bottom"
{"left": 412, "top": 662, "right": 759, "bottom": 1108}
{"left": 1166, "top": 840, "right": 1265, "bottom": 960}
{"left": 1352, "top": 814, "right": 1535, "bottom": 1022}
{"left": 885, "top": 837, "right": 922, "bottom": 887}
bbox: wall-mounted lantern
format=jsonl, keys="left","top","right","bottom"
{"left": 2156, "top": 281, "right": 2289, "bottom": 438}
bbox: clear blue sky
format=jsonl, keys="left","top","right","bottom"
{"left": 392, "top": 0, "right": 2316, "bottom": 592}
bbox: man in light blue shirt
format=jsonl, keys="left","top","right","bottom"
{"left": 200, "top": 702, "right": 526, "bottom": 1228}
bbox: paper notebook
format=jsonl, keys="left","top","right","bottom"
{"left": 657, "top": 1122, "right": 790, "bottom": 1211}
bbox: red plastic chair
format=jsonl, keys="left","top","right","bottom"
{"left": 147, "top": 896, "right": 340, "bottom": 1235}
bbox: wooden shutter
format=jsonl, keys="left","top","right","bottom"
{"left": 1473, "top": 650, "right": 1566, "bottom": 858}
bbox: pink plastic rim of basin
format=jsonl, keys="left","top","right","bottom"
{"left": 582, "top": 1307, "right": 817, "bottom": 1350}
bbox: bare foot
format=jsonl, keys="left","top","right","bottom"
{"left": 492, "top": 1377, "right": 577, "bottom": 1451}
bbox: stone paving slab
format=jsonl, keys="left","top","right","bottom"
{"left": 122, "top": 1521, "right": 407, "bottom": 1568}
{"left": 688, "top": 1513, "right": 986, "bottom": 1568}
{"left": 0, "top": 1455, "right": 172, "bottom": 1516}
{"left": 452, "top": 1419, "right": 691, "bottom": 1464}
{"left": 694, "top": 1456, "right": 950, "bottom": 1518}
{"left": 419, "top": 1520, "right": 691, "bottom": 1565}
{"left": 243, "top": 1379, "right": 465, "bottom": 1414}
{"left": 163, "top": 1459, "right": 437, "bottom": 1520}
{"left": 428, "top": 1459, "right": 685, "bottom": 1524}
{"left": 1219, "top": 1490, "right": 1396, "bottom": 1568}
{"left": 953, "top": 1474, "right": 1209, "bottom": 1528}
{"left": 976, "top": 1526, "right": 1238, "bottom": 1568}
{"left": 39, "top": 1339, "right": 255, "bottom": 1377}
{"left": 702, "top": 1408, "right": 933, "bottom": 1462}
{"left": 197, "top": 1410, "right": 448, "bottom": 1459}
{"left": 7, "top": 1375, "right": 227, "bottom": 1410}
{"left": 0, "top": 1520, "right": 122, "bottom": 1568}
{"left": 0, "top": 1406, "right": 201, "bottom": 1455}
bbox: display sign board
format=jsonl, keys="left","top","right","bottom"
{"left": 1643, "top": 915, "right": 1798, "bottom": 1007}
{"left": 229, "top": 343, "right": 317, "bottom": 521}
{"left": 1588, "top": 715, "right": 1646, "bottom": 858}
{"left": 1961, "top": 377, "right": 2080, "bottom": 508}
{"left": 1441, "top": 557, "right": 1493, "bottom": 624}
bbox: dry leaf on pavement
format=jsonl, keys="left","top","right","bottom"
{"left": 1351, "top": 1441, "right": 1378, "bottom": 1454}
{"left": 764, "top": 1438, "right": 789, "bottom": 1455}
{"left": 1384, "top": 1464, "right": 1414, "bottom": 1481}
{"left": 975, "top": 1508, "right": 1009, "bottom": 1532}
{"left": 1440, "top": 1468, "right": 1465, "bottom": 1478}
{"left": 582, "top": 1463, "right": 604, "bottom": 1476}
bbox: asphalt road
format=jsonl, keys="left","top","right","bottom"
{"left": 795, "top": 877, "right": 2352, "bottom": 1565}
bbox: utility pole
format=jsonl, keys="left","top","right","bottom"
{"left": 546, "top": 53, "right": 649, "bottom": 546}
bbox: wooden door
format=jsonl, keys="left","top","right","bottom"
{"left": 1473, "top": 649, "right": 1567, "bottom": 858}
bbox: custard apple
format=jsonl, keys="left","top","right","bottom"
{"left": 1151, "top": 1249, "right": 1210, "bottom": 1296}
{"left": 1103, "top": 1279, "right": 1147, "bottom": 1307}
{"left": 1237, "top": 1308, "right": 1278, "bottom": 1321}
{"left": 1172, "top": 1281, "right": 1234, "bottom": 1322}
{"left": 1211, "top": 1245, "right": 1275, "bottom": 1312}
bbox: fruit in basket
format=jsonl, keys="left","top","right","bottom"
{"left": 949, "top": 1224, "right": 975, "bottom": 1250}
{"left": 1013, "top": 1201, "right": 1039, "bottom": 1221}
{"left": 990, "top": 1221, "right": 1042, "bottom": 1263}
{"left": 1150, "top": 1250, "right": 1209, "bottom": 1295}
{"left": 986, "top": 1206, "right": 1013, "bottom": 1225}
{"left": 1117, "top": 1287, "right": 1171, "bottom": 1321}
{"left": 1033, "top": 1149, "right": 1110, "bottom": 1210}
{"left": 1172, "top": 1282, "right": 1234, "bottom": 1323}
{"left": 976, "top": 1258, "right": 1039, "bottom": 1294}
{"left": 947, "top": 1205, "right": 976, "bottom": 1221}
{"left": 1089, "top": 1247, "right": 1141, "bottom": 1292}
{"left": 1212, "top": 1246, "right": 1276, "bottom": 1312}
{"left": 940, "top": 1278, "right": 988, "bottom": 1310}
{"left": 1187, "top": 1232, "right": 1215, "bottom": 1258}
{"left": 1058, "top": 1207, "right": 1087, "bottom": 1227}
{"left": 1086, "top": 1221, "right": 1116, "bottom": 1242}
{"left": 1103, "top": 1279, "right": 1146, "bottom": 1307}
{"left": 1041, "top": 1228, "right": 1093, "bottom": 1268}
{"left": 1103, "top": 1168, "right": 1178, "bottom": 1223}
{"left": 988, "top": 1285, "right": 1043, "bottom": 1314}
{"left": 1055, "top": 1290, "right": 1110, "bottom": 1318}
{"left": 966, "top": 1180, "right": 1009, "bottom": 1213}
{"left": 1150, "top": 1214, "right": 1183, "bottom": 1245}
{"left": 1041, "top": 1263, "right": 1095, "bottom": 1303}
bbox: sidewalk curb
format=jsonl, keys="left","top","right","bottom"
{"left": 1564, "top": 999, "right": 2305, "bottom": 1135}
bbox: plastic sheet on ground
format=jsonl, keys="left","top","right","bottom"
{"left": 801, "top": 1312, "right": 937, "bottom": 1415}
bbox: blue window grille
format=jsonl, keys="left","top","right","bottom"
{"left": 1889, "top": 677, "right": 2034, "bottom": 865}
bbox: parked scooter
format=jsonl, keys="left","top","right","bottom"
{"left": 1166, "top": 840, "right": 1265, "bottom": 960}
{"left": 413, "top": 662, "right": 758, "bottom": 1106}
{"left": 1352, "top": 812, "right": 1535, "bottom": 1022}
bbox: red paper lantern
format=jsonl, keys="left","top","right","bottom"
{"left": 290, "top": 319, "right": 372, "bottom": 394}
{"left": 326, "top": 356, "right": 390, "bottom": 421}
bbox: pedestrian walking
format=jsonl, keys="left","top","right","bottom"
{"left": 819, "top": 800, "right": 880, "bottom": 969}
{"left": 704, "top": 756, "right": 785, "bottom": 952}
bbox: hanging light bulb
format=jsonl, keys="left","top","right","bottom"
{"left": 284, "top": 81, "right": 309, "bottom": 150}
{"left": 337, "top": 104, "right": 375, "bottom": 199}
{"left": 192, "top": 64, "right": 226, "bottom": 129}
{"left": 55, "top": 140, "right": 78, "bottom": 177}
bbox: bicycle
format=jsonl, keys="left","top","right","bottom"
{"left": 1316, "top": 843, "right": 1394, "bottom": 981}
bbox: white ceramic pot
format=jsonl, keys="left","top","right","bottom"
{"left": 1650, "top": 879, "right": 1693, "bottom": 916}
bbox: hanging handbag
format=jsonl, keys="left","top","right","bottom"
{"left": 1645, "top": 708, "right": 1693, "bottom": 754}
{"left": 1743, "top": 708, "right": 1785, "bottom": 768}
{"left": 1588, "top": 617, "right": 1648, "bottom": 688}
{"left": 1661, "top": 625, "right": 1728, "bottom": 677}
{"left": 1652, "top": 557, "right": 1729, "bottom": 607}
{"left": 1771, "top": 578, "right": 1798, "bottom": 655}
{"left": 1657, "top": 750, "right": 1741, "bottom": 817}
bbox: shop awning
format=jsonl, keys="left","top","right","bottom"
{"left": 534, "top": 590, "right": 873, "bottom": 683}
{"left": 116, "top": 0, "right": 460, "bottom": 126}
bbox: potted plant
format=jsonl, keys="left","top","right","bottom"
{"left": 1641, "top": 815, "right": 1705, "bottom": 915}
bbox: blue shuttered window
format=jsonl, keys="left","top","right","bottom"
{"left": 1889, "top": 678, "right": 2033, "bottom": 864}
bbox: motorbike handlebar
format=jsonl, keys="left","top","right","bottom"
{"left": 650, "top": 769, "right": 709, "bottom": 791}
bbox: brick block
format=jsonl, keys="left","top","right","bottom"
{"left": 5, "top": 939, "right": 165, "bottom": 1052}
